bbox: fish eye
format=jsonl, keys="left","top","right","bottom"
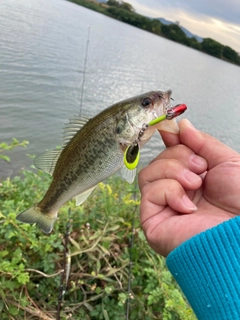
{"left": 141, "top": 97, "right": 153, "bottom": 108}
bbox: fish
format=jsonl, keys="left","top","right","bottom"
{"left": 16, "top": 90, "right": 184, "bottom": 234}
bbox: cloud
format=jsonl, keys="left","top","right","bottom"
{"left": 179, "top": 0, "right": 240, "bottom": 25}
{"left": 129, "top": 0, "right": 240, "bottom": 24}
{"left": 127, "top": 0, "right": 240, "bottom": 52}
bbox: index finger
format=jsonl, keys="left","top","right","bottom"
{"left": 179, "top": 119, "right": 239, "bottom": 169}
{"left": 158, "top": 129, "right": 180, "bottom": 147}
{"left": 156, "top": 117, "right": 180, "bottom": 147}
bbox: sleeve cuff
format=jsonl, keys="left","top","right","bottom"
{"left": 166, "top": 217, "right": 240, "bottom": 319}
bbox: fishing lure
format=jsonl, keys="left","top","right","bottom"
{"left": 123, "top": 104, "right": 187, "bottom": 169}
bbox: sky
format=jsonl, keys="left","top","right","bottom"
{"left": 126, "top": 0, "right": 240, "bottom": 53}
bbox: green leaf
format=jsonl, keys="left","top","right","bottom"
{"left": 0, "top": 250, "right": 8, "bottom": 258}
{"left": 103, "top": 309, "right": 110, "bottom": 320}
{"left": 8, "top": 305, "right": 18, "bottom": 316}
{"left": 0, "top": 154, "right": 10, "bottom": 162}
{"left": 0, "top": 300, "right": 4, "bottom": 312}
{"left": 0, "top": 211, "right": 6, "bottom": 219}
{"left": 0, "top": 143, "right": 8, "bottom": 149}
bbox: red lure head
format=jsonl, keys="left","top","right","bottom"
{"left": 166, "top": 104, "right": 187, "bottom": 119}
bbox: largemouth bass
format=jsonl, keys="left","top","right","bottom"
{"left": 17, "top": 90, "right": 184, "bottom": 233}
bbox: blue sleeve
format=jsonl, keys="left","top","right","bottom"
{"left": 166, "top": 217, "right": 240, "bottom": 319}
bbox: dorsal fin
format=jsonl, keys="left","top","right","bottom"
{"left": 34, "top": 149, "right": 62, "bottom": 175}
{"left": 34, "top": 115, "right": 90, "bottom": 175}
{"left": 62, "top": 115, "right": 90, "bottom": 146}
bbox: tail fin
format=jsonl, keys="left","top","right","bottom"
{"left": 16, "top": 205, "right": 57, "bottom": 234}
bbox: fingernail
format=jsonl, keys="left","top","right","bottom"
{"left": 190, "top": 154, "right": 206, "bottom": 167}
{"left": 182, "top": 195, "right": 197, "bottom": 211}
{"left": 183, "top": 169, "right": 201, "bottom": 183}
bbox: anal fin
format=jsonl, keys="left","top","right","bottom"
{"left": 75, "top": 186, "right": 97, "bottom": 206}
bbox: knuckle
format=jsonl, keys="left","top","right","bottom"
{"left": 140, "top": 183, "right": 152, "bottom": 198}
{"left": 165, "top": 179, "right": 179, "bottom": 193}
{"left": 138, "top": 166, "right": 148, "bottom": 188}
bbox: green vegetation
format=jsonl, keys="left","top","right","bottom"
{"left": 161, "top": 24, "right": 191, "bottom": 46}
{"left": 222, "top": 45, "right": 240, "bottom": 64}
{"left": 201, "top": 38, "right": 223, "bottom": 58}
{"left": 68, "top": 0, "right": 240, "bottom": 66}
{"left": 0, "top": 141, "right": 196, "bottom": 319}
{"left": 0, "top": 139, "right": 28, "bottom": 163}
{"left": 107, "top": 0, "right": 134, "bottom": 12}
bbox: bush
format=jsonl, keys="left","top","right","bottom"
{"left": 161, "top": 24, "right": 190, "bottom": 46}
{"left": 201, "top": 38, "right": 223, "bottom": 58}
{"left": 222, "top": 46, "right": 240, "bottom": 64}
{"left": 0, "top": 142, "right": 196, "bottom": 319}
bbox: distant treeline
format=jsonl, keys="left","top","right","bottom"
{"left": 69, "top": 0, "right": 240, "bottom": 66}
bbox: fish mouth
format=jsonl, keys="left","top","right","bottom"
{"left": 133, "top": 90, "right": 173, "bottom": 146}
{"left": 163, "top": 89, "right": 172, "bottom": 104}
{"left": 148, "top": 89, "right": 173, "bottom": 119}
{"left": 157, "top": 89, "right": 172, "bottom": 117}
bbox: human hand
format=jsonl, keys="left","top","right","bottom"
{"left": 139, "top": 119, "right": 240, "bottom": 257}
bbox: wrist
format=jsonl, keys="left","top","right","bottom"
{"left": 166, "top": 216, "right": 240, "bottom": 319}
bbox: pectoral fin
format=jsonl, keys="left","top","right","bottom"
{"left": 121, "top": 166, "right": 136, "bottom": 184}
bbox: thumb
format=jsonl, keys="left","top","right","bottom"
{"left": 179, "top": 119, "right": 239, "bottom": 169}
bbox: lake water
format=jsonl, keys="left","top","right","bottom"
{"left": 1, "top": 0, "right": 240, "bottom": 179}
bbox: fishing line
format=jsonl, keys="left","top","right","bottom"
{"left": 56, "top": 208, "right": 72, "bottom": 320}
{"left": 57, "top": 26, "right": 92, "bottom": 318}
{"left": 125, "top": 83, "right": 143, "bottom": 318}
{"left": 79, "top": 26, "right": 91, "bottom": 116}
{"left": 126, "top": 176, "right": 138, "bottom": 319}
